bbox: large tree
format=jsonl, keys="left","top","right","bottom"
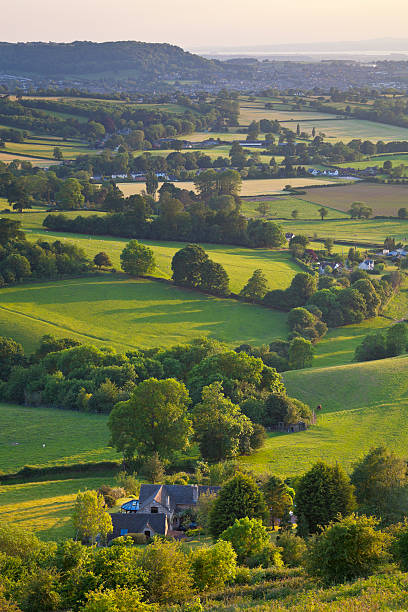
{"left": 171, "top": 243, "right": 209, "bottom": 288}
{"left": 240, "top": 269, "right": 268, "bottom": 302}
{"left": 209, "top": 472, "right": 268, "bottom": 539}
{"left": 351, "top": 446, "right": 408, "bottom": 523}
{"left": 108, "top": 377, "right": 192, "bottom": 461}
{"left": 72, "top": 490, "right": 112, "bottom": 544}
{"left": 296, "top": 462, "right": 356, "bottom": 535}
{"left": 192, "top": 382, "right": 253, "bottom": 462}
{"left": 120, "top": 240, "right": 155, "bottom": 276}
{"left": 56, "top": 178, "right": 84, "bottom": 209}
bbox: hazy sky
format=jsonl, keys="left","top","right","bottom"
{"left": 1, "top": 0, "right": 408, "bottom": 49}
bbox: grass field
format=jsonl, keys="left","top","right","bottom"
{"left": 0, "top": 475, "right": 115, "bottom": 540}
{"left": 279, "top": 218, "right": 408, "bottom": 244}
{"left": 0, "top": 276, "right": 289, "bottom": 353}
{"left": 241, "top": 197, "right": 348, "bottom": 220}
{"left": 2, "top": 137, "right": 100, "bottom": 161}
{"left": 0, "top": 403, "right": 116, "bottom": 472}
{"left": 337, "top": 153, "right": 408, "bottom": 170}
{"left": 297, "top": 182, "right": 408, "bottom": 217}
{"left": 241, "top": 354, "right": 408, "bottom": 476}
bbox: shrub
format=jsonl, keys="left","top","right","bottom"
{"left": 120, "top": 240, "right": 155, "bottom": 276}
{"left": 140, "top": 537, "right": 193, "bottom": 603}
{"left": 220, "top": 517, "right": 269, "bottom": 564}
{"left": 306, "top": 514, "right": 388, "bottom": 584}
{"left": 247, "top": 542, "right": 283, "bottom": 568}
{"left": 277, "top": 532, "right": 307, "bottom": 567}
{"left": 190, "top": 540, "right": 237, "bottom": 591}
{"left": 127, "top": 533, "right": 148, "bottom": 545}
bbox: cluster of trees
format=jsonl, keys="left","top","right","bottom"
{"left": 0, "top": 219, "right": 90, "bottom": 286}
{"left": 0, "top": 90, "right": 236, "bottom": 145}
{"left": 355, "top": 321, "right": 408, "bottom": 362}
{"left": 43, "top": 189, "right": 286, "bottom": 248}
{"left": 0, "top": 333, "right": 315, "bottom": 465}
{"left": 171, "top": 244, "right": 229, "bottom": 296}
{"left": 265, "top": 269, "right": 398, "bottom": 329}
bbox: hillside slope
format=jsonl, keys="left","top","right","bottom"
{"left": 241, "top": 355, "right": 408, "bottom": 476}
{"left": 0, "top": 41, "right": 223, "bottom": 79}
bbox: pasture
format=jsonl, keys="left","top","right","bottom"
{"left": 0, "top": 276, "right": 289, "bottom": 353}
{"left": 3, "top": 137, "right": 100, "bottom": 161}
{"left": 300, "top": 182, "right": 408, "bottom": 217}
{"left": 337, "top": 153, "right": 408, "bottom": 170}
{"left": 0, "top": 403, "right": 116, "bottom": 472}
{"left": 279, "top": 218, "right": 408, "bottom": 244}
{"left": 0, "top": 475, "right": 115, "bottom": 541}
{"left": 241, "top": 354, "right": 408, "bottom": 476}
{"left": 241, "top": 197, "right": 348, "bottom": 220}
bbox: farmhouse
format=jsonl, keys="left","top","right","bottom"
{"left": 109, "top": 484, "right": 220, "bottom": 541}
{"left": 358, "top": 259, "right": 375, "bottom": 271}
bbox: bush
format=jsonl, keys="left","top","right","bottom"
{"left": 127, "top": 533, "right": 148, "bottom": 545}
{"left": 219, "top": 517, "right": 269, "bottom": 564}
{"left": 190, "top": 540, "right": 237, "bottom": 591}
{"left": 247, "top": 542, "right": 283, "bottom": 568}
{"left": 306, "top": 514, "right": 388, "bottom": 584}
{"left": 140, "top": 537, "right": 193, "bottom": 603}
{"left": 277, "top": 532, "right": 307, "bottom": 567}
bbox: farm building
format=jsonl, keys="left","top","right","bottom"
{"left": 109, "top": 484, "right": 220, "bottom": 541}
{"left": 358, "top": 259, "right": 375, "bottom": 271}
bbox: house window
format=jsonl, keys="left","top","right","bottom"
{"left": 120, "top": 528, "right": 128, "bottom": 536}
{"left": 144, "top": 530, "right": 151, "bottom": 538}
{"left": 151, "top": 507, "right": 158, "bottom": 513}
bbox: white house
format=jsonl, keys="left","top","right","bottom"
{"left": 358, "top": 259, "right": 375, "bottom": 271}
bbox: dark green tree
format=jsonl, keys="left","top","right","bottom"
{"left": 171, "top": 244, "right": 209, "bottom": 288}
{"left": 94, "top": 252, "right": 112, "bottom": 269}
{"left": 240, "top": 269, "right": 268, "bottom": 302}
{"left": 209, "top": 472, "right": 268, "bottom": 539}
{"left": 296, "top": 461, "right": 356, "bottom": 535}
{"left": 120, "top": 240, "right": 155, "bottom": 276}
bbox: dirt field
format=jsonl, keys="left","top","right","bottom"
{"left": 302, "top": 183, "right": 408, "bottom": 216}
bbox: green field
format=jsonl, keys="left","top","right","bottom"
{"left": 337, "top": 153, "right": 408, "bottom": 170}
{"left": 279, "top": 218, "right": 408, "bottom": 244}
{"left": 0, "top": 403, "right": 116, "bottom": 472}
{"left": 0, "top": 276, "right": 289, "bottom": 353}
{"left": 241, "top": 197, "right": 348, "bottom": 220}
{"left": 2, "top": 137, "right": 100, "bottom": 161}
{"left": 0, "top": 475, "right": 115, "bottom": 540}
{"left": 301, "top": 183, "right": 408, "bottom": 217}
{"left": 241, "top": 354, "right": 408, "bottom": 476}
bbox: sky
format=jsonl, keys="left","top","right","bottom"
{"left": 1, "top": 0, "right": 408, "bottom": 50}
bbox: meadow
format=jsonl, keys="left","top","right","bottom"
{"left": 0, "top": 403, "right": 116, "bottom": 472}
{"left": 0, "top": 475, "right": 115, "bottom": 541}
{"left": 241, "top": 354, "right": 408, "bottom": 476}
{"left": 241, "top": 196, "right": 348, "bottom": 220}
{"left": 0, "top": 276, "right": 289, "bottom": 353}
{"left": 337, "top": 152, "right": 408, "bottom": 170}
{"left": 279, "top": 217, "right": 408, "bottom": 244}
{"left": 3, "top": 137, "right": 100, "bottom": 160}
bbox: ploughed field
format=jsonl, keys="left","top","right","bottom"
{"left": 301, "top": 183, "right": 408, "bottom": 217}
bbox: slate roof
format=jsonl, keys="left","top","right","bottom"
{"left": 138, "top": 484, "right": 220, "bottom": 511}
{"left": 110, "top": 512, "right": 167, "bottom": 539}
